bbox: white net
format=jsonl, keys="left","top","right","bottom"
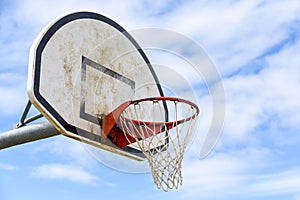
{"left": 118, "top": 98, "right": 199, "bottom": 191}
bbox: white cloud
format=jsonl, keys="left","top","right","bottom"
{"left": 248, "top": 169, "right": 300, "bottom": 197}
{"left": 0, "top": 73, "right": 27, "bottom": 117}
{"left": 292, "top": 194, "right": 300, "bottom": 200}
{"left": 183, "top": 153, "right": 247, "bottom": 198}
{"left": 176, "top": 3, "right": 300, "bottom": 196}
{"left": 30, "top": 163, "right": 98, "bottom": 184}
{"left": 223, "top": 74, "right": 263, "bottom": 142}
{"left": 220, "top": 34, "right": 300, "bottom": 147}
{"left": 10, "top": 0, "right": 144, "bottom": 30}
{"left": 0, "top": 162, "right": 16, "bottom": 171}
{"left": 31, "top": 137, "right": 98, "bottom": 169}
{"left": 164, "top": 0, "right": 300, "bottom": 76}
{"left": 180, "top": 148, "right": 300, "bottom": 199}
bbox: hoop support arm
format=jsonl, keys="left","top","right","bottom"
{"left": 0, "top": 122, "right": 60, "bottom": 150}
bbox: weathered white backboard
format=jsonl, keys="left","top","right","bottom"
{"left": 27, "top": 11, "right": 165, "bottom": 160}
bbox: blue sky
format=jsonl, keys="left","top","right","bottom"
{"left": 1, "top": 0, "right": 300, "bottom": 199}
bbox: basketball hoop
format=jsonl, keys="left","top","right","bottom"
{"left": 102, "top": 97, "right": 200, "bottom": 191}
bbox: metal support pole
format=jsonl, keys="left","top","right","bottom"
{"left": 15, "top": 100, "right": 44, "bottom": 128}
{"left": 0, "top": 122, "right": 60, "bottom": 150}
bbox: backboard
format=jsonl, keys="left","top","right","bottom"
{"left": 27, "top": 11, "right": 166, "bottom": 161}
